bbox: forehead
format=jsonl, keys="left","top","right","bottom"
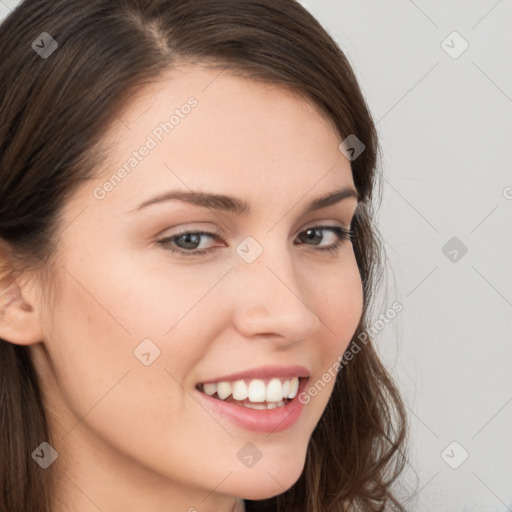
{"left": 77, "top": 64, "right": 354, "bottom": 216}
{"left": 120, "top": 63, "right": 330, "bottom": 117}
{"left": 105, "top": 63, "right": 339, "bottom": 150}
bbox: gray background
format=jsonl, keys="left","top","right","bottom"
{"left": 1, "top": 0, "right": 511, "bottom": 510}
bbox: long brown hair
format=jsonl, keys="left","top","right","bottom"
{"left": 0, "top": 1, "right": 409, "bottom": 510}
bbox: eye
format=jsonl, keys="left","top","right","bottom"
{"left": 158, "top": 230, "right": 220, "bottom": 256}
{"left": 294, "top": 225, "right": 355, "bottom": 254}
{"left": 157, "top": 225, "right": 355, "bottom": 257}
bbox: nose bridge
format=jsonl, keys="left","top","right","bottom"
{"left": 230, "top": 233, "right": 321, "bottom": 340}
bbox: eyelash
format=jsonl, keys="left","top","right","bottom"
{"left": 157, "top": 225, "right": 356, "bottom": 257}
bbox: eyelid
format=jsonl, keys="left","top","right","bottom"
{"left": 158, "top": 218, "right": 350, "bottom": 239}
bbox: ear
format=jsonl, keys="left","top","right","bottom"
{"left": 0, "top": 276, "right": 45, "bottom": 346}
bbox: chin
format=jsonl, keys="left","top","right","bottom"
{"left": 229, "top": 456, "right": 306, "bottom": 500}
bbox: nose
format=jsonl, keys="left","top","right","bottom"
{"left": 230, "top": 242, "right": 321, "bottom": 345}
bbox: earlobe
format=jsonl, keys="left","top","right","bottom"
{"left": 0, "top": 280, "right": 44, "bottom": 346}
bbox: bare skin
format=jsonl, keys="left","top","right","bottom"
{"left": 0, "top": 64, "right": 363, "bottom": 512}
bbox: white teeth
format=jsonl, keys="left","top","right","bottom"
{"left": 247, "top": 379, "right": 266, "bottom": 402}
{"left": 242, "top": 402, "right": 268, "bottom": 410}
{"left": 282, "top": 379, "right": 290, "bottom": 397}
{"left": 203, "top": 383, "right": 217, "bottom": 396}
{"left": 199, "top": 376, "right": 302, "bottom": 403}
{"left": 232, "top": 380, "right": 248, "bottom": 400}
{"left": 265, "top": 378, "right": 283, "bottom": 402}
{"left": 242, "top": 400, "right": 286, "bottom": 410}
{"left": 216, "top": 381, "right": 232, "bottom": 400}
{"left": 288, "top": 377, "right": 299, "bottom": 399}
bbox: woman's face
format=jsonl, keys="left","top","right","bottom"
{"left": 30, "top": 64, "right": 363, "bottom": 510}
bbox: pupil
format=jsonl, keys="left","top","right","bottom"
{"left": 304, "top": 228, "right": 321, "bottom": 245}
{"left": 179, "top": 233, "right": 200, "bottom": 249}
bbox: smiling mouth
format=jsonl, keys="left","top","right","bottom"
{"left": 195, "top": 376, "right": 303, "bottom": 410}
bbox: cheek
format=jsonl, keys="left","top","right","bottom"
{"left": 293, "top": 252, "right": 363, "bottom": 415}
{"left": 43, "top": 273, "right": 138, "bottom": 417}
{"left": 44, "top": 252, "right": 227, "bottom": 414}
{"left": 313, "top": 252, "right": 363, "bottom": 356}
{"left": 42, "top": 265, "right": 220, "bottom": 476}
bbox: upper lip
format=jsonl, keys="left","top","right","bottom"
{"left": 198, "top": 365, "right": 310, "bottom": 384}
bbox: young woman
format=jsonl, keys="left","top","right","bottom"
{"left": 0, "top": 1, "right": 408, "bottom": 511}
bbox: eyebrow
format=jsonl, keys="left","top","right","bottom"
{"left": 130, "top": 185, "right": 359, "bottom": 216}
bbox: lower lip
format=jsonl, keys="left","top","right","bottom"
{"left": 195, "top": 378, "right": 309, "bottom": 433}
